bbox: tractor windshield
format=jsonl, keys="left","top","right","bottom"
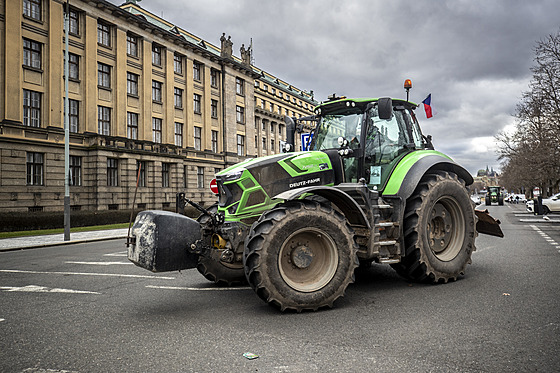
{"left": 310, "top": 99, "right": 426, "bottom": 187}
{"left": 311, "top": 109, "right": 364, "bottom": 151}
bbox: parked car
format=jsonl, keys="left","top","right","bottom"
{"left": 506, "top": 194, "right": 527, "bottom": 204}
{"left": 543, "top": 193, "right": 560, "bottom": 213}
{"left": 526, "top": 193, "right": 560, "bottom": 214}
{"left": 471, "top": 194, "right": 482, "bottom": 205}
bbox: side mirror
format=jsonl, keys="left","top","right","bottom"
{"left": 378, "top": 97, "right": 393, "bottom": 120}
{"left": 284, "top": 116, "right": 296, "bottom": 152}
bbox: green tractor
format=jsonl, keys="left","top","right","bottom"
{"left": 485, "top": 186, "right": 504, "bottom": 206}
{"left": 128, "top": 90, "right": 503, "bottom": 312}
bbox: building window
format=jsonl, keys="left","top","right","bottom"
{"left": 107, "top": 158, "right": 118, "bottom": 186}
{"left": 26, "top": 152, "right": 44, "bottom": 186}
{"left": 136, "top": 161, "right": 147, "bottom": 187}
{"left": 97, "top": 21, "right": 110, "bottom": 47}
{"left": 174, "top": 54, "right": 183, "bottom": 74}
{"left": 211, "top": 69, "right": 218, "bottom": 88}
{"left": 69, "top": 156, "right": 81, "bottom": 186}
{"left": 23, "top": 89, "right": 41, "bottom": 127}
{"left": 175, "top": 122, "right": 183, "bottom": 147}
{"left": 236, "top": 77, "right": 244, "bottom": 95}
{"left": 152, "top": 45, "right": 161, "bottom": 66}
{"left": 260, "top": 99, "right": 265, "bottom": 109}
{"left": 262, "top": 84, "right": 268, "bottom": 92}
{"left": 262, "top": 119, "right": 266, "bottom": 131}
{"left": 197, "top": 167, "right": 204, "bottom": 188}
{"left": 211, "top": 130, "right": 218, "bottom": 153}
{"left": 211, "top": 99, "right": 218, "bottom": 118}
{"left": 193, "top": 93, "right": 202, "bottom": 114}
{"left": 193, "top": 62, "right": 201, "bottom": 81}
{"left": 279, "top": 124, "right": 284, "bottom": 136}
{"left": 127, "top": 72, "right": 138, "bottom": 96}
{"left": 127, "top": 34, "right": 138, "bottom": 57}
{"left": 69, "top": 99, "right": 79, "bottom": 133}
{"left": 194, "top": 126, "right": 201, "bottom": 151}
{"left": 23, "top": 38, "right": 41, "bottom": 69}
{"left": 271, "top": 139, "right": 275, "bottom": 154}
{"left": 23, "top": 0, "right": 41, "bottom": 21}
{"left": 152, "top": 80, "right": 162, "bottom": 102}
{"left": 236, "top": 105, "right": 245, "bottom": 124}
{"left": 68, "top": 53, "right": 79, "bottom": 80}
{"left": 97, "top": 106, "right": 110, "bottom": 135}
{"left": 162, "top": 163, "right": 170, "bottom": 188}
{"left": 127, "top": 112, "right": 138, "bottom": 139}
{"left": 97, "top": 62, "right": 110, "bottom": 88}
{"left": 237, "top": 135, "right": 245, "bottom": 156}
{"left": 174, "top": 88, "right": 183, "bottom": 109}
{"left": 183, "top": 165, "right": 188, "bottom": 188}
{"left": 270, "top": 102, "right": 274, "bottom": 112}
{"left": 69, "top": 9, "right": 79, "bottom": 35}
{"left": 152, "top": 118, "right": 162, "bottom": 143}
{"left": 271, "top": 122, "right": 275, "bottom": 133}
{"left": 262, "top": 137, "right": 267, "bottom": 150}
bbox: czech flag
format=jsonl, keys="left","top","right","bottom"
{"left": 422, "top": 94, "right": 433, "bottom": 119}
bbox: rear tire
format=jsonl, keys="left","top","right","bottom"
{"left": 244, "top": 201, "right": 359, "bottom": 312}
{"left": 391, "top": 171, "right": 476, "bottom": 283}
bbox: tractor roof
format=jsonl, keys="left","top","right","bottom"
{"left": 316, "top": 97, "right": 418, "bottom": 112}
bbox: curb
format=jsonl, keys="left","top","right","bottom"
{"left": 0, "top": 234, "right": 129, "bottom": 253}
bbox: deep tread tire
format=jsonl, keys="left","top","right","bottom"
{"left": 196, "top": 205, "right": 246, "bottom": 286}
{"left": 244, "top": 200, "right": 359, "bottom": 312}
{"left": 391, "top": 171, "right": 476, "bottom": 283}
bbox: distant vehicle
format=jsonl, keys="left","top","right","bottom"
{"left": 506, "top": 194, "right": 526, "bottom": 204}
{"left": 485, "top": 186, "right": 504, "bottom": 206}
{"left": 471, "top": 194, "right": 481, "bottom": 205}
{"left": 526, "top": 193, "right": 560, "bottom": 214}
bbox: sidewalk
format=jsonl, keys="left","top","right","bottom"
{"left": 0, "top": 228, "right": 129, "bottom": 252}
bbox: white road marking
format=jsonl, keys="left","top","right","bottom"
{"left": 104, "top": 251, "right": 128, "bottom": 257}
{"left": 519, "top": 219, "right": 560, "bottom": 223}
{"left": 21, "top": 368, "right": 78, "bottom": 373}
{"left": 0, "top": 269, "right": 175, "bottom": 280}
{"left": 65, "top": 261, "right": 132, "bottom": 266}
{"left": 1, "top": 285, "right": 100, "bottom": 294}
{"left": 146, "top": 285, "right": 251, "bottom": 291}
{"left": 0, "top": 318, "right": 5, "bottom": 322}
{"left": 529, "top": 225, "right": 560, "bottom": 253}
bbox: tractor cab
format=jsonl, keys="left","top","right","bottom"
{"left": 310, "top": 97, "right": 430, "bottom": 191}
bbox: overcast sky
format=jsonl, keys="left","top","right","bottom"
{"left": 116, "top": 0, "right": 560, "bottom": 175}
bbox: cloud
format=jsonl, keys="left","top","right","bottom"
{"left": 112, "top": 0, "right": 560, "bottom": 175}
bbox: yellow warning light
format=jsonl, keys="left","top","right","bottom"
{"left": 404, "top": 79, "right": 413, "bottom": 89}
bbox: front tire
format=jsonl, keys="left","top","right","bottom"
{"left": 392, "top": 171, "right": 476, "bottom": 283}
{"left": 244, "top": 201, "right": 359, "bottom": 312}
{"left": 196, "top": 205, "right": 246, "bottom": 286}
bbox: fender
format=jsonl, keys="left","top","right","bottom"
{"left": 273, "top": 185, "right": 370, "bottom": 228}
{"left": 382, "top": 151, "right": 473, "bottom": 201}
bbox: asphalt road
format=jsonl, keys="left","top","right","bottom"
{"left": 1, "top": 203, "right": 559, "bottom": 372}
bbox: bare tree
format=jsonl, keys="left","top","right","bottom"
{"left": 497, "top": 29, "right": 560, "bottom": 197}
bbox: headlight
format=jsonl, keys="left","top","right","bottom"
{"left": 223, "top": 169, "right": 244, "bottom": 181}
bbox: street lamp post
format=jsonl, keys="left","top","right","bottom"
{"left": 63, "top": 1, "right": 70, "bottom": 241}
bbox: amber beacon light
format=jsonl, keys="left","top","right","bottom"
{"left": 404, "top": 79, "right": 412, "bottom": 101}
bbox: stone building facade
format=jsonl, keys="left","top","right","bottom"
{"left": 0, "top": 0, "right": 316, "bottom": 214}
